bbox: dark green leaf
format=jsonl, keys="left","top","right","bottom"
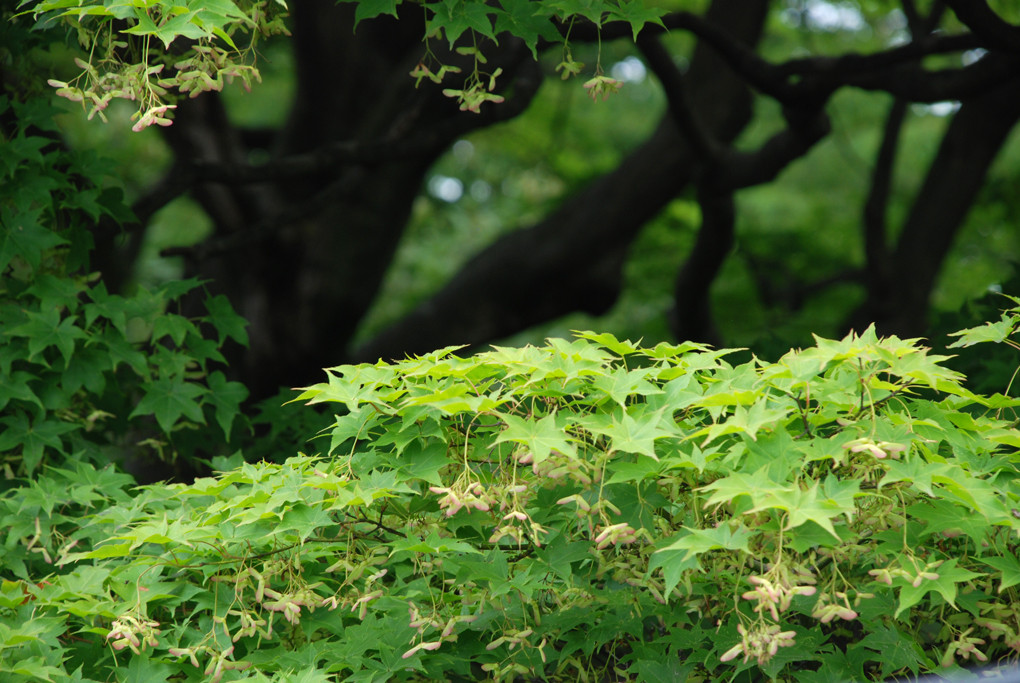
{"left": 204, "top": 293, "right": 249, "bottom": 346}
{"left": 130, "top": 376, "right": 208, "bottom": 433}
{"left": 205, "top": 370, "right": 249, "bottom": 439}
{"left": 0, "top": 207, "right": 65, "bottom": 272}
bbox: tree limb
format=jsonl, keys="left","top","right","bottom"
{"left": 669, "top": 185, "right": 734, "bottom": 345}
{"left": 861, "top": 98, "right": 908, "bottom": 295}
{"left": 721, "top": 105, "right": 830, "bottom": 191}
{"left": 569, "top": 10, "right": 986, "bottom": 107}
{"left": 840, "top": 52, "right": 1020, "bottom": 103}
{"left": 637, "top": 29, "right": 830, "bottom": 344}
{"left": 636, "top": 32, "right": 719, "bottom": 164}
{"left": 943, "top": 0, "right": 1020, "bottom": 52}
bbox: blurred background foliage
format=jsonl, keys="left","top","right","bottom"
{"left": 45, "top": 0, "right": 1020, "bottom": 371}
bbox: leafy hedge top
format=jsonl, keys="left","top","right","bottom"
{"left": 4, "top": 324, "right": 1020, "bottom": 681}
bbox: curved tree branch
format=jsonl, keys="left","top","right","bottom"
{"left": 669, "top": 185, "right": 734, "bottom": 345}
{"left": 721, "top": 104, "right": 830, "bottom": 191}
{"left": 943, "top": 0, "right": 1020, "bottom": 52}
{"left": 638, "top": 28, "right": 829, "bottom": 344}
{"left": 637, "top": 32, "right": 719, "bottom": 164}
{"left": 569, "top": 10, "right": 986, "bottom": 107}
{"left": 840, "top": 52, "right": 1020, "bottom": 103}
{"left": 861, "top": 98, "right": 908, "bottom": 295}
{"left": 158, "top": 66, "right": 544, "bottom": 263}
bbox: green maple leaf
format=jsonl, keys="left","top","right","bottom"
{"left": 130, "top": 376, "right": 208, "bottom": 433}
{"left": 493, "top": 412, "right": 577, "bottom": 463}
{"left": 755, "top": 480, "right": 855, "bottom": 539}
{"left": 493, "top": 0, "right": 561, "bottom": 58}
{"left": 6, "top": 308, "right": 86, "bottom": 366}
{"left": 692, "top": 400, "right": 791, "bottom": 445}
{"left": 403, "top": 381, "right": 505, "bottom": 415}
{"left": 542, "top": 0, "right": 607, "bottom": 26}
{"left": 0, "top": 134, "right": 48, "bottom": 177}
{"left": 605, "top": 457, "right": 662, "bottom": 484}
{"left": 153, "top": 11, "right": 210, "bottom": 49}
{"left": 99, "top": 328, "right": 149, "bottom": 376}
{"left": 741, "top": 428, "right": 802, "bottom": 480}
{"left": 205, "top": 371, "right": 249, "bottom": 439}
{"left": 858, "top": 626, "right": 924, "bottom": 677}
{"left": 395, "top": 440, "right": 449, "bottom": 485}
{"left": 151, "top": 313, "right": 197, "bottom": 347}
{"left": 651, "top": 524, "right": 752, "bottom": 597}
{"left": 948, "top": 310, "right": 1019, "bottom": 347}
{"left": 194, "top": 0, "right": 251, "bottom": 44}
{"left": 0, "top": 371, "right": 43, "bottom": 412}
{"left": 0, "top": 207, "right": 65, "bottom": 272}
{"left": 883, "top": 347, "right": 964, "bottom": 392}
{"left": 427, "top": 0, "right": 497, "bottom": 46}
{"left": 700, "top": 468, "right": 789, "bottom": 509}
{"left": 588, "top": 366, "right": 660, "bottom": 408}
{"left": 879, "top": 457, "right": 955, "bottom": 496}
{"left": 347, "top": 0, "right": 402, "bottom": 27}
{"left": 84, "top": 283, "right": 128, "bottom": 335}
{"left": 0, "top": 414, "right": 77, "bottom": 473}
{"left": 587, "top": 410, "right": 672, "bottom": 460}
{"left": 933, "top": 471, "right": 1011, "bottom": 521}
{"left": 655, "top": 523, "right": 754, "bottom": 560}
{"left": 574, "top": 330, "right": 643, "bottom": 356}
{"left": 978, "top": 554, "right": 1020, "bottom": 593}
{"left": 809, "top": 648, "right": 867, "bottom": 683}
{"left": 204, "top": 294, "right": 249, "bottom": 346}
{"left": 893, "top": 558, "right": 983, "bottom": 618}
{"left": 606, "top": 0, "right": 666, "bottom": 41}
{"left": 907, "top": 498, "right": 988, "bottom": 545}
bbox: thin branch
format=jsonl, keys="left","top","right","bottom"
{"left": 900, "top": 0, "right": 923, "bottom": 31}
{"left": 862, "top": 98, "right": 908, "bottom": 285}
{"left": 740, "top": 246, "right": 865, "bottom": 312}
{"left": 669, "top": 184, "right": 735, "bottom": 344}
{"left": 641, "top": 26, "right": 831, "bottom": 191}
{"left": 721, "top": 106, "right": 831, "bottom": 191}
{"left": 566, "top": 10, "right": 992, "bottom": 107}
{"left": 859, "top": 0, "right": 944, "bottom": 291}
{"left": 775, "top": 32, "right": 976, "bottom": 78}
